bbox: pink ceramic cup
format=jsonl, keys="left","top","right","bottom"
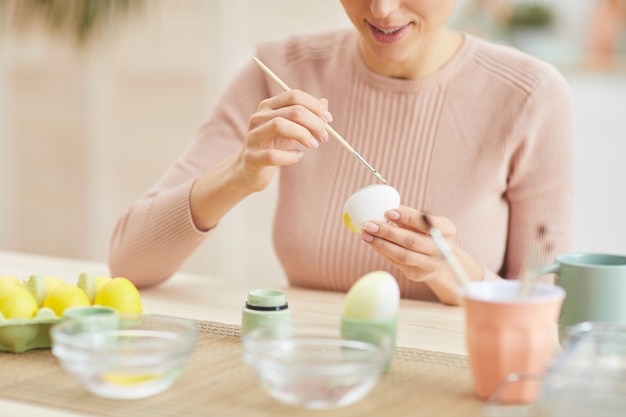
{"left": 459, "top": 280, "right": 565, "bottom": 403}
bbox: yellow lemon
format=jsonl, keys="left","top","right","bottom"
{"left": 0, "top": 275, "right": 22, "bottom": 300}
{"left": 43, "top": 284, "right": 91, "bottom": 317}
{"left": 25, "top": 274, "right": 66, "bottom": 307}
{"left": 94, "top": 277, "right": 142, "bottom": 314}
{"left": 78, "top": 273, "right": 113, "bottom": 304}
{"left": 95, "top": 276, "right": 112, "bottom": 292}
{"left": 0, "top": 275, "right": 21, "bottom": 286}
{"left": 0, "top": 286, "right": 39, "bottom": 319}
{"left": 44, "top": 275, "right": 66, "bottom": 291}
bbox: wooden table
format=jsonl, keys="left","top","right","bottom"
{"left": 0, "top": 250, "right": 469, "bottom": 417}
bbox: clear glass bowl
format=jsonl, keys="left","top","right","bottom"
{"left": 51, "top": 314, "right": 197, "bottom": 399}
{"left": 537, "top": 322, "right": 626, "bottom": 417}
{"left": 241, "top": 320, "right": 392, "bottom": 409}
{"left": 483, "top": 322, "right": 626, "bottom": 417}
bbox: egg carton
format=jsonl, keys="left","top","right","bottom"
{"left": 0, "top": 307, "right": 60, "bottom": 353}
{"left": 0, "top": 306, "right": 150, "bottom": 353}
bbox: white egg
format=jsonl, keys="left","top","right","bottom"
{"left": 343, "top": 271, "right": 400, "bottom": 321}
{"left": 342, "top": 184, "right": 401, "bottom": 233}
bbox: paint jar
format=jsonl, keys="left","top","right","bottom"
{"left": 241, "top": 289, "right": 291, "bottom": 337}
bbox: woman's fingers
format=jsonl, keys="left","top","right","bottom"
{"left": 238, "top": 90, "right": 332, "bottom": 191}
{"left": 366, "top": 231, "right": 439, "bottom": 268}
{"left": 259, "top": 89, "right": 332, "bottom": 122}
{"left": 386, "top": 206, "right": 457, "bottom": 237}
{"left": 250, "top": 90, "right": 332, "bottom": 149}
{"left": 363, "top": 220, "right": 437, "bottom": 260}
{"left": 360, "top": 207, "right": 458, "bottom": 282}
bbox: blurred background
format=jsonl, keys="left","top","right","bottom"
{"left": 0, "top": 0, "right": 625, "bottom": 286}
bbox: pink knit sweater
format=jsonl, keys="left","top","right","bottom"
{"left": 108, "top": 30, "right": 576, "bottom": 301}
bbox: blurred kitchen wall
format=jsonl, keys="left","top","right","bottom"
{"left": 0, "top": 0, "right": 624, "bottom": 285}
{"left": 0, "top": 0, "right": 350, "bottom": 285}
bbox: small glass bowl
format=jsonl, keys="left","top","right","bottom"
{"left": 241, "top": 320, "right": 391, "bottom": 409}
{"left": 51, "top": 314, "right": 197, "bottom": 399}
{"left": 537, "top": 322, "right": 626, "bottom": 417}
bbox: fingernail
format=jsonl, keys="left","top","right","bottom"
{"left": 362, "top": 233, "right": 374, "bottom": 242}
{"left": 310, "top": 137, "right": 320, "bottom": 148}
{"left": 321, "top": 98, "right": 333, "bottom": 123}
{"left": 296, "top": 150, "right": 304, "bottom": 159}
{"left": 323, "top": 130, "right": 329, "bottom": 143}
{"left": 364, "top": 222, "right": 379, "bottom": 233}
{"left": 387, "top": 210, "right": 400, "bottom": 220}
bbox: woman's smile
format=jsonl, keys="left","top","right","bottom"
{"left": 366, "top": 21, "right": 412, "bottom": 44}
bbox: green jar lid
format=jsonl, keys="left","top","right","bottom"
{"left": 247, "top": 290, "right": 287, "bottom": 308}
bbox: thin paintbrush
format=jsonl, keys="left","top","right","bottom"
{"left": 252, "top": 57, "right": 387, "bottom": 184}
{"left": 422, "top": 214, "right": 472, "bottom": 289}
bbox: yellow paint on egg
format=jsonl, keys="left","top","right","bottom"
{"left": 343, "top": 213, "right": 359, "bottom": 233}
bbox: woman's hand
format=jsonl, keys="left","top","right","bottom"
{"left": 239, "top": 90, "right": 332, "bottom": 192}
{"left": 360, "top": 206, "right": 483, "bottom": 304}
{"left": 190, "top": 90, "right": 332, "bottom": 231}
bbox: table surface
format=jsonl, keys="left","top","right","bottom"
{"left": 0, "top": 250, "right": 468, "bottom": 417}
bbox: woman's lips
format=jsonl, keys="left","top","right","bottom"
{"left": 367, "top": 22, "right": 411, "bottom": 44}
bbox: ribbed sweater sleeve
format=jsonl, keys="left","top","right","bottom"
{"left": 108, "top": 61, "right": 273, "bottom": 286}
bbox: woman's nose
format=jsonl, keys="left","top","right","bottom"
{"left": 370, "top": 0, "right": 400, "bottom": 19}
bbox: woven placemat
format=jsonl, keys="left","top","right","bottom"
{"left": 0, "top": 319, "right": 485, "bottom": 417}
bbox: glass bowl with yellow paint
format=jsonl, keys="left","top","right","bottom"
{"left": 50, "top": 314, "right": 196, "bottom": 399}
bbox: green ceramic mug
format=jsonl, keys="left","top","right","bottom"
{"left": 538, "top": 252, "right": 626, "bottom": 342}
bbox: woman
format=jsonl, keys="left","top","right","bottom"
{"left": 109, "top": 0, "right": 575, "bottom": 305}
